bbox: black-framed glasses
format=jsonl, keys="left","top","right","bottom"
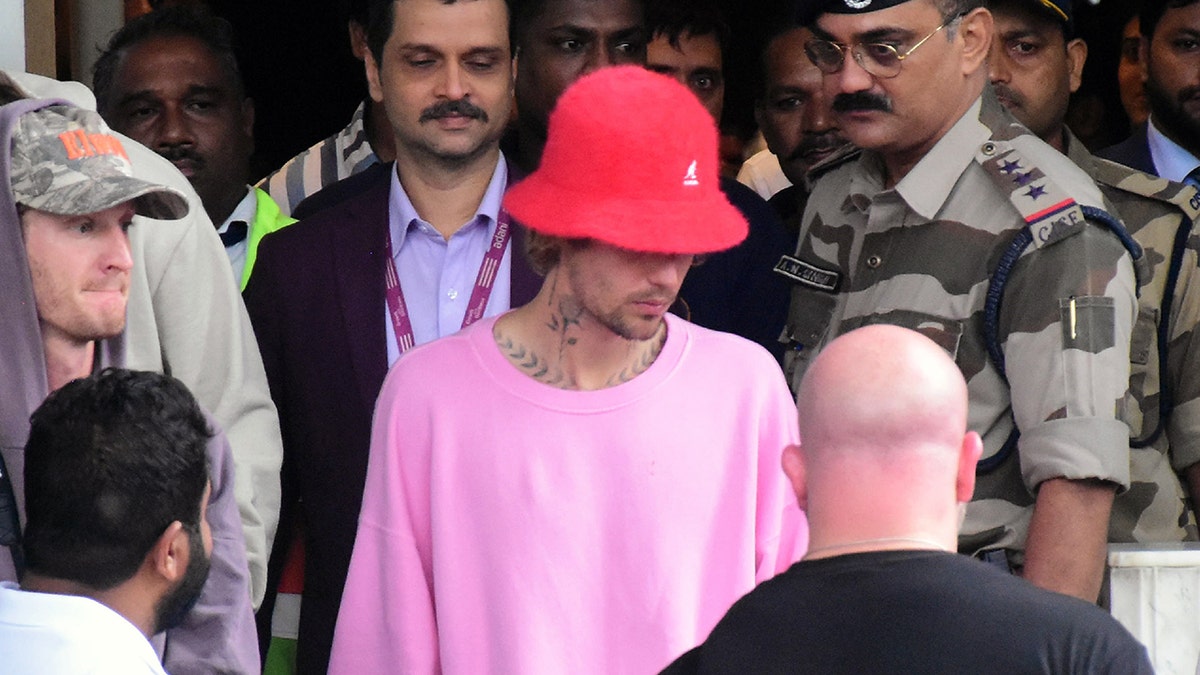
{"left": 804, "top": 15, "right": 960, "bottom": 79}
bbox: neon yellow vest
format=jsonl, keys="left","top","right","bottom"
{"left": 241, "top": 188, "right": 296, "bottom": 291}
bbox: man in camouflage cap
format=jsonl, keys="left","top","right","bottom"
{"left": 987, "top": 0, "right": 1200, "bottom": 543}
{"left": 0, "top": 98, "right": 261, "bottom": 673}
{"left": 784, "top": 0, "right": 1137, "bottom": 601}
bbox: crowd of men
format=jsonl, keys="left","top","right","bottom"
{"left": 1, "top": 0, "right": 1199, "bottom": 672}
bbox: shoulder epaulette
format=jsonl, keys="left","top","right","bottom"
{"left": 803, "top": 143, "right": 862, "bottom": 188}
{"left": 1089, "top": 156, "right": 1200, "bottom": 223}
{"left": 975, "top": 139, "right": 1089, "bottom": 250}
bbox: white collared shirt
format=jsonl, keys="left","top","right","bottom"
{"left": 1146, "top": 116, "right": 1200, "bottom": 183}
{"left": 0, "top": 581, "right": 167, "bottom": 674}
{"left": 217, "top": 186, "right": 257, "bottom": 284}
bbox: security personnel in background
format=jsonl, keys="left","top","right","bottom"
{"left": 988, "top": 0, "right": 1200, "bottom": 542}
{"left": 94, "top": 5, "right": 294, "bottom": 290}
{"left": 782, "top": 0, "right": 1137, "bottom": 601}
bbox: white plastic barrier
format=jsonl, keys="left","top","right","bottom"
{"left": 1108, "top": 543, "right": 1200, "bottom": 675}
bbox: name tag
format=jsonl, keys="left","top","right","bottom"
{"left": 775, "top": 255, "right": 841, "bottom": 292}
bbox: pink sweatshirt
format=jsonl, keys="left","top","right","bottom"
{"left": 329, "top": 313, "right": 807, "bottom": 674}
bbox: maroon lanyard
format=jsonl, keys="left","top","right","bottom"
{"left": 384, "top": 212, "right": 512, "bottom": 354}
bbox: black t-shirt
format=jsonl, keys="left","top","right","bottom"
{"left": 661, "top": 550, "right": 1153, "bottom": 675}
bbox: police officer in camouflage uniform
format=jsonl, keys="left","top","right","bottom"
{"left": 988, "top": 0, "right": 1200, "bottom": 543}
{"left": 783, "top": 0, "right": 1137, "bottom": 601}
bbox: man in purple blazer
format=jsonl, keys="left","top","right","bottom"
{"left": 242, "top": 0, "right": 539, "bottom": 672}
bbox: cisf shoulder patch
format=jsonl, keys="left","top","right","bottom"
{"left": 775, "top": 255, "right": 841, "bottom": 292}
{"left": 977, "top": 140, "right": 1086, "bottom": 249}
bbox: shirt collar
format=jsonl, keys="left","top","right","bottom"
{"left": 1146, "top": 116, "right": 1200, "bottom": 183}
{"left": 845, "top": 96, "right": 988, "bottom": 220}
{"left": 218, "top": 186, "right": 257, "bottom": 233}
{"left": 893, "top": 96, "right": 989, "bottom": 219}
{"left": 388, "top": 152, "right": 508, "bottom": 251}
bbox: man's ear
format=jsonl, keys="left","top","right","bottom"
{"left": 1140, "top": 35, "right": 1151, "bottom": 84}
{"left": 958, "top": 7, "right": 994, "bottom": 76}
{"left": 512, "top": 45, "right": 522, "bottom": 89}
{"left": 956, "top": 431, "right": 983, "bottom": 503}
{"left": 349, "top": 20, "right": 369, "bottom": 62}
{"left": 510, "top": 52, "right": 518, "bottom": 99}
{"left": 147, "top": 520, "right": 189, "bottom": 584}
{"left": 781, "top": 444, "right": 808, "bottom": 510}
{"left": 241, "top": 97, "right": 256, "bottom": 148}
{"left": 364, "top": 49, "right": 386, "bottom": 104}
{"left": 1066, "top": 37, "right": 1088, "bottom": 95}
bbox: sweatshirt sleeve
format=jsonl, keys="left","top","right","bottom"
{"left": 754, "top": 365, "right": 808, "bottom": 581}
{"left": 160, "top": 418, "right": 260, "bottom": 675}
{"left": 329, "top": 367, "right": 439, "bottom": 674}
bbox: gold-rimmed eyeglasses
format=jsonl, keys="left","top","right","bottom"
{"left": 804, "top": 15, "right": 961, "bottom": 80}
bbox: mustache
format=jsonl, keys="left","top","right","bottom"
{"left": 832, "top": 91, "right": 892, "bottom": 114}
{"left": 159, "top": 145, "right": 204, "bottom": 167}
{"left": 1177, "top": 85, "right": 1200, "bottom": 105}
{"left": 419, "top": 98, "right": 489, "bottom": 123}
{"left": 992, "top": 83, "right": 1025, "bottom": 109}
{"left": 630, "top": 288, "right": 676, "bottom": 305}
{"left": 789, "top": 131, "right": 847, "bottom": 162}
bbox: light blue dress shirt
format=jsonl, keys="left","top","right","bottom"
{"left": 384, "top": 154, "right": 512, "bottom": 366}
{"left": 1146, "top": 116, "right": 1200, "bottom": 183}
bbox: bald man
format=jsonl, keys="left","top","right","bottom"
{"left": 663, "top": 326, "right": 1152, "bottom": 674}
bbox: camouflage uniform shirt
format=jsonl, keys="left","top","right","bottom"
{"left": 1067, "top": 131, "right": 1200, "bottom": 543}
{"left": 782, "top": 92, "right": 1137, "bottom": 560}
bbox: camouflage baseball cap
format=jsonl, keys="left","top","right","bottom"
{"left": 10, "top": 104, "right": 188, "bottom": 220}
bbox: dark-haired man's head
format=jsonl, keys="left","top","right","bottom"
{"left": 21, "top": 368, "right": 212, "bottom": 637}
{"left": 1140, "top": 0, "right": 1200, "bottom": 155}
{"left": 986, "top": 0, "right": 1086, "bottom": 152}
{"left": 510, "top": 0, "right": 647, "bottom": 170}
{"left": 364, "top": 0, "right": 514, "bottom": 171}
{"left": 756, "top": 26, "right": 847, "bottom": 187}
{"left": 645, "top": 0, "right": 727, "bottom": 122}
{"left": 94, "top": 5, "right": 254, "bottom": 227}
{"left": 1141, "top": 0, "right": 1200, "bottom": 40}
{"left": 807, "top": 0, "right": 992, "bottom": 183}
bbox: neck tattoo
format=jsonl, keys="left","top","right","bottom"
{"left": 603, "top": 323, "right": 666, "bottom": 387}
{"left": 804, "top": 536, "right": 951, "bottom": 558}
{"left": 495, "top": 300, "right": 668, "bottom": 390}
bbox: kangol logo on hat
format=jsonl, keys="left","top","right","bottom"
{"left": 845, "top": 0, "right": 872, "bottom": 9}
{"left": 682, "top": 161, "right": 700, "bottom": 187}
{"left": 502, "top": 66, "right": 747, "bottom": 255}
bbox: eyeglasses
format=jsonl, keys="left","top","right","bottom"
{"left": 805, "top": 16, "right": 960, "bottom": 79}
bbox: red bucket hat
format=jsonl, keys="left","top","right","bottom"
{"left": 503, "top": 66, "right": 747, "bottom": 255}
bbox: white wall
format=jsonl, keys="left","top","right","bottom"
{"left": 73, "top": 0, "right": 123, "bottom": 88}
{"left": 0, "top": 0, "right": 25, "bottom": 72}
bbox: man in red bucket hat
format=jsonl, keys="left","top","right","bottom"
{"left": 328, "top": 65, "right": 807, "bottom": 675}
